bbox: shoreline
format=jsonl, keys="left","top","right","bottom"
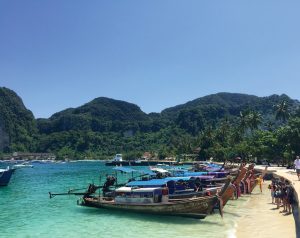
{"left": 235, "top": 181, "right": 295, "bottom": 238}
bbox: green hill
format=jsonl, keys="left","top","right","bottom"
{"left": 1, "top": 88, "right": 299, "bottom": 160}
{"left": 163, "top": 92, "right": 298, "bottom": 120}
{"left": 37, "top": 97, "right": 153, "bottom": 134}
{"left": 161, "top": 93, "right": 299, "bottom": 134}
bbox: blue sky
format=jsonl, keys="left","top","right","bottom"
{"left": 1, "top": 1, "right": 300, "bottom": 118}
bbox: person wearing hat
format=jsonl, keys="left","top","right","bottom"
{"left": 294, "top": 156, "right": 300, "bottom": 181}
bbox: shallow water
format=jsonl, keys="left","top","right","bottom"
{"left": 0, "top": 162, "right": 251, "bottom": 238}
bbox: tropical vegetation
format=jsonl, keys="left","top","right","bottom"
{"left": 0, "top": 87, "right": 299, "bottom": 166}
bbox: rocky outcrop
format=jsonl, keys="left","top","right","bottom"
{"left": 0, "top": 87, "right": 37, "bottom": 152}
{"left": 0, "top": 121, "right": 9, "bottom": 151}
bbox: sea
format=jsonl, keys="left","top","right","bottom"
{"left": 0, "top": 161, "right": 252, "bottom": 238}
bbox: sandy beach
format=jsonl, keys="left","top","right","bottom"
{"left": 235, "top": 181, "right": 295, "bottom": 238}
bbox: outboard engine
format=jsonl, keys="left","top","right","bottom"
{"left": 87, "top": 184, "right": 99, "bottom": 194}
{"left": 82, "top": 183, "right": 100, "bottom": 199}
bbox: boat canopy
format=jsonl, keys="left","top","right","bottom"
{"left": 112, "top": 167, "right": 157, "bottom": 176}
{"left": 126, "top": 177, "right": 193, "bottom": 187}
{"left": 112, "top": 167, "right": 137, "bottom": 173}
{"left": 116, "top": 186, "right": 162, "bottom": 193}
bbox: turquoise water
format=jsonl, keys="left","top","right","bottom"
{"left": 0, "top": 162, "right": 251, "bottom": 238}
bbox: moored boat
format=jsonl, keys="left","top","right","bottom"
{"left": 0, "top": 166, "right": 14, "bottom": 186}
{"left": 79, "top": 175, "right": 233, "bottom": 219}
{"left": 240, "top": 164, "right": 255, "bottom": 194}
{"left": 218, "top": 164, "right": 247, "bottom": 206}
{"left": 80, "top": 186, "right": 218, "bottom": 219}
{"left": 125, "top": 176, "right": 222, "bottom": 199}
{"left": 13, "top": 162, "right": 34, "bottom": 169}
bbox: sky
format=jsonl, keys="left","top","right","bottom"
{"left": 1, "top": 1, "right": 300, "bottom": 118}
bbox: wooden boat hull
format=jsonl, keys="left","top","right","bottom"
{"left": 81, "top": 195, "right": 218, "bottom": 219}
{"left": 219, "top": 185, "right": 235, "bottom": 206}
{"left": 249, "top": 178, "right": 258, "bottom": 193}
{"left": 218, "top": 165, "right": 248, "bottom": 205}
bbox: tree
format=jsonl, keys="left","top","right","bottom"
{"left": 176, "top": 109, "right": 204, "bottom": 135}
{"left": 238, "top": 111, "right": 249, "bottom": 133}
{"left": 249, "top": 130, "right": 279, "bottom": 162}
{"left": 278, "top": 118, "right": 300, "bottom": 156}
{"left": 215, "top": 118, "right": 230, "bottom": 145}
{"left": 275, "top": 100, "right": 290, "bottom": 122}
{"left": 248, "top": 111, "right": 262, "bottom": 131}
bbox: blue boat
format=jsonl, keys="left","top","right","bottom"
{"left": 0, "top": 166, "right": 14, "bottom": 186}
{"left": 170, "top": 169, "right": 229, "bottom": 178}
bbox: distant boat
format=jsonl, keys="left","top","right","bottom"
{"left": 113, "top": 154, "right": 123, "bottom": 162}
{"left": 0, "top": 166, "right": 14, "bottom": 186}
{"left": 13, "top": 162, "right": 34, "bottom": 169}
{"left": 105, "top": 154, "right": 171, "bottom": 166}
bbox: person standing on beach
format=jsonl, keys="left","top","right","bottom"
{"left": 268, "top": 180, "right": 276, "bottom": 204}
{"left": 274, "top": 184, "right": 281, "bottom": 209}
{"left": 280, "top": 182, "right": 288, "bottom": 214}
{"left": 285, "top": 180, "right": 293, "bottom": 215}
{"left": 294, "top": 156, "right": 300, "bottom": 181}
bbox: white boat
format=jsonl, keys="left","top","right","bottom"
{"left": 13, "top": 162, "right": 34, "bottom": 169}
{"left": 149, "top": 167, "right": 169, "bottom": 174}
{"left": 113, "top": 154, "right": 123, "bottom": 162}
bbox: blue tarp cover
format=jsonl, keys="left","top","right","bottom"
{"left": 126, "top": 177, "right": 192, "bottom": 187}
{"left": 112, "top": 167, "right": 137, "bottom": 173}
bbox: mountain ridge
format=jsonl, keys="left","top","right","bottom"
{"left": 1, "top": 87, "right": 299, "bottom": 157}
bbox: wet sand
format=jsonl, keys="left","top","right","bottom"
{"left": 235, "top": 182, "right": 295, "bottom": 238}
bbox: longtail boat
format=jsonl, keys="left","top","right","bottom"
{"left": 79, "top": 178, "right": 232, "bottom": 219}
{"left": 49, "top": 163, "right": 239, "bottom": 219}
{"left": 216, "top": 164, "right": 247, "bottom": 206}
{"left": 240, "top": 164, "right": 256, "bottom": 194}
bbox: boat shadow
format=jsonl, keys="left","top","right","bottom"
{"left": 75, "top": 206, "right": 223, "bottom": 225}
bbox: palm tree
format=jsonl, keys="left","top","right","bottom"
{"left": 265, "top": 121, "right": 275, "bottom": 131}
{"left": 238, "top": 111, "right": 249, "bottom": 133}
{"left": 230, "top": 126, "right": 243, "bottom": 144}
{"left": 216, "top": 118, "right": 230, "bottom": 144}
{"left": 275, "top": 100, "right": 290, "bottom": 122}
{"left": 248, "top": 111, "right": 262, "bottom": 131}
{"left": 238, "top": 110, "right": 261, "bottom": 134}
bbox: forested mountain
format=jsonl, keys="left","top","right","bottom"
{"left": 1, "top": 87, "right": 300, "bottom": 162}
{"left": 38, "top": 92, "right": 300, "bottom": 136}
{"left": 163, "top": 92, "right": 298, "bottom": 123}
{"left": 37, "top": 97, "right": 152, "bottom": 134}
{"left": 0, "top": 87, "right": 37, "bottom": 152}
